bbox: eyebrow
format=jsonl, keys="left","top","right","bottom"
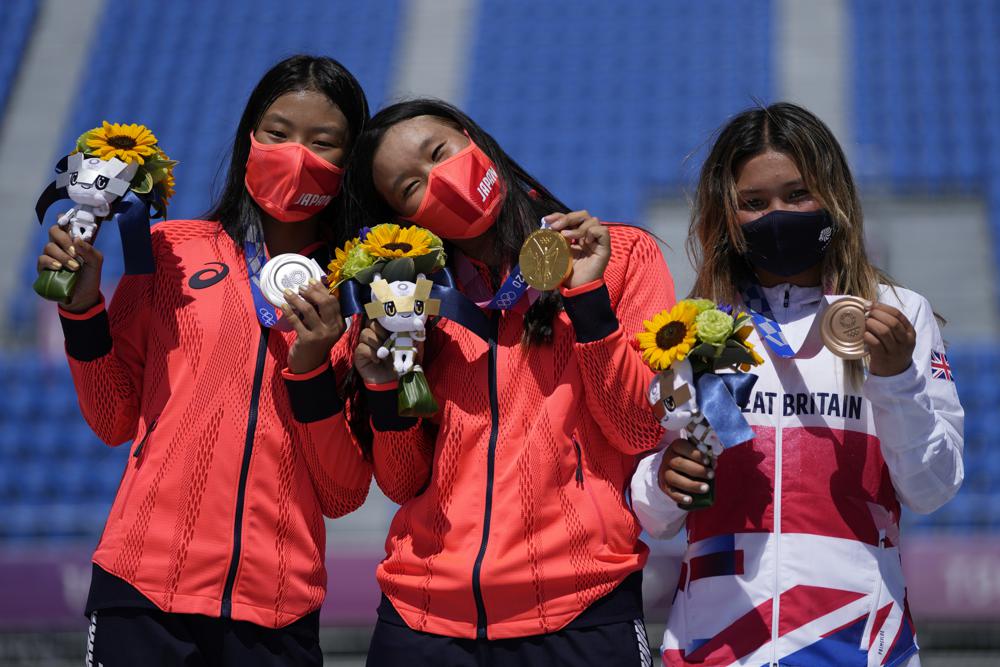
{"left": 739, "top": 179, "right": 805, "bottom": 195}
{"left": 260, "top": 112, "right": 345, "bottom": 136}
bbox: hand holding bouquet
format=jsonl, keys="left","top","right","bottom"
{"left": 637, "top": 299, "right": 764, "bottom": 508}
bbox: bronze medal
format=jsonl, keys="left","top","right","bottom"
{"left": 519, "top": 229, "right": 572, "bottom": 291}
{"left": 820, "top": 296, "right": 868, "bottom": 359}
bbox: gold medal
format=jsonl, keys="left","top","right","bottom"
{"left": 820, "top": 296, "right": 869, "bottom": 359}
{"left": 519, "top": 229, "right": 572, "bottom": 291}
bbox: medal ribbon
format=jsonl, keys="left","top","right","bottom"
{"left": 740, "top": 283, "right": 836, "bottom": 360}
{"left": 243, "top": 224, "right": 292, "bottom": 330}
{"left": 457, "top": 217, "right": 558, "bottom": 311}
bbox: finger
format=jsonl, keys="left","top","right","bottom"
{"left": 666, "top": 454, "right": 713, "bottom": 480}
{"left": 559, "top": 217, "right": 600, "bottom": 241}
{"left": 285, "top": 290, "right": 321, "bottom": 329}
{"left": 280, "top": 303, "right": 310, "bottom": 338}
{"left": 542, "top": 212, "right": 566, "bottom": 227}
{"left": 304, "top": 280, "right": 342, "bottom": 324}
{"left": 866, "top": 316, "right": 902, "bottom": 349}
{"left": 48, "top": 225, "right": 74, "bottom": 253}
{"left": 357, "top": 326, "right": 386, "bottom": 355}
{"left": 546, "top": 210, "right": 590, "bottom": 231}
{"left": 369, "top": 320, "right": 390, "bottom": 341}
{"left": 669, "top": 438, "right": 711, "bottom": 465}
{"left": 43, "top": 242, "right": 75, "bottom": 268}
{"left": 37, "top": 254, "right": 63, "bottom": 272}
{"left": 75, "top": 240, "right": 102, "bottom": 265}
{"left": 662, "top": 469, "right": 712, "bottom": 496}
{"left": 661, "top": 484, "right": 695, "bottom": 507}
{"left": 868, "top": 302, "right": 904, "bottom": 322}
{"left": 867, "top": 307, "right": 912, "bottom": 343}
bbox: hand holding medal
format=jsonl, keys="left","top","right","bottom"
{"left": 863, "top": 302, "right": 917, "bottom": 376}
{"left": 520, "top": 211, "right": 610, "bottom": 291}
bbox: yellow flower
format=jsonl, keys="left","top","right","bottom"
{"left": 739, "top": 338, "right": 766, "bottom": 371}
{"left": 326, "top": 237, "right": 360, "bottom": 291}
{"left": 362, "top": 223, "right": 435, "bottom": 259}
{"left": 635, "top": 301, "right": 700, "bottom": 370}
{"left": 86, "top": 122, "right": 159, "bottom": 165}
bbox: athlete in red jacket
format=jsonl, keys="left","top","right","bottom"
{"left": 37, "top": 56, "right": 371, "bottom": 666}
{"left": 346, "top": 100, "right": 675, "bottom": 667}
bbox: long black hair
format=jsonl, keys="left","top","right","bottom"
{"left": 344, "top": 98, "right": 570, "bottom": 345}
{"left": 205, "top": 54, "right": 370, "bottom": 247}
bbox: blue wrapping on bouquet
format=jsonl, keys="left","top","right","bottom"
{"left": 693, "top": 372, "right": 759, "bottom": 447}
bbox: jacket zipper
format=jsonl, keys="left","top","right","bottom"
{"left": 573, "top": 434, "right": 609, "bottom": 544}
{"left": 132, "top": 418, "right": 158, "bottom": 458}
{"left": 118, "top": 418, "right": 159, "bottom": 519}
{"left": 783, "top": 287, "right": 790, "bottom": 309}
{"left": 220, "top": 326, "right": 270, "bottom": 618}
{"left": 573, "top": 437, "right": 584, "bottom": 487}
{"left": 471, "top": 311, "right": 500, "bottom": 640}
{"left": 771, "top": 404, "right": 784, "bottom": 665}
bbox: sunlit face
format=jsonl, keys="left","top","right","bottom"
{"left": 734, "top": 150, "right": 820, "bottom": 225}
{"left": 254, "top": 89, "right": 350, "bottom": 166}
{"left": 372, "top": 115, "right": 471, "bottom": 217}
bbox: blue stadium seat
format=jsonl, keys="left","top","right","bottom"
{"left": 0, "top": 1, "right": 37, "bottom": 115}
{"left": 465, "top": 0, "right": 773, "bottom": 224}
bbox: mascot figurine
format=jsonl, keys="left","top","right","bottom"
{"left": 329, "top": 224, "right": 447, "bottom": 416}
{"left": 33, "top": 122, "right": 175, "bottom": 302}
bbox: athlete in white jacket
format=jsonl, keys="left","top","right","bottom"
{"left": 632, "top": 283, "right": 963, "bottom": 666}
{"left": 632, "top": 102, "right": 964, "bottom": 667}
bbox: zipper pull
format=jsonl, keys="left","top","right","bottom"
{"left": 133, "top": 418, "right": 158, "bottom": 458}
{"left": 783, "top": 287, "right": 790, "bottom": 308}
{"left": 572, "top": 437, "right": 584, "bottom": 487}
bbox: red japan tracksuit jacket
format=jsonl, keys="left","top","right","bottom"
{"left": 367, "top": 224, "right": 675, "bottom": 639}
{"left": 58, "top": 219, "right": 370, "bottom": 629}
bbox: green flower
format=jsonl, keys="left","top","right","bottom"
{"left": 340, "top": 244, "right": 374, "bottom": 280}
{"left": 695, "top": 309, "right": 734, "bottom": 346}
{"left": 687, "top": 298, "right": 717, "bottom": 313}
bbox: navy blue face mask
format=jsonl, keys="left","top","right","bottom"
{"left": 741, "top": 209, "right": 835, "bottom": 277}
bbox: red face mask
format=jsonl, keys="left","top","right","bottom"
{"left": 244, "top": 132, "right": 344, "bottom": 223}
{"left": 404, "top": 139, "right": 504, "bottom": 239}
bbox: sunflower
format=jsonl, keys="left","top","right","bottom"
{"left": 636, "top": 301, "right": 700, "bottom": 370}
{"left": 362, "top": 223, "right": 435, "bottom": 259}
{"left": 86, "top": 122, "right": 159, "bottom": 165}
{"left": 326, "top": 237, "right": 360, "bottom": 291}
{"left": 739, "top": 338, "right": 766, "bottom": 371}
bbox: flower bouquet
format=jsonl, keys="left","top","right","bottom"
{"left": 34, "top": 122, "right": 176, "bottom": 302}
{"left": 329, "top": 224, "right": 446, "bottom": 416}
{"left": 636, "top": 299, "right": 764, "bottom": 508}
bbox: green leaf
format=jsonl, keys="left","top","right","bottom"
{"left": 130, "top": 171, "right": 153, "bottom": 194}
{"left": 75, "top": 130, "right": 95, "bottom": 155}
{"left": 351, "top": 261, "right": 388, "bottom": 285}
{"left": 411, "top": 249, "right": 444, "bottom": 275}
{"left": 382, "top": 257, "right": 417, "bottom": 282}
{"left": 689, "top": 342, "right": 717, "bottom": 358}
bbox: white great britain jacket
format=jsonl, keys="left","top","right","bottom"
{"left": 631, "top": 283, "right": 964, "bottom": 667}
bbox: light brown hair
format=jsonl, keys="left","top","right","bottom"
{"left": 688, "top": 102, "right": 897, "bottom": 384}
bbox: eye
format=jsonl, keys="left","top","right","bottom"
{"left": 69, "top": 173, "right": 78, "bottom": 185}
{"left": 266, "top": 129, "right": 287, "bottom": 140}
{"left": 95, "top": 175, "right": 109, "bottom": 190}
{"left": 431, "top": 141, "right": 446, "bottom": 162}
{"left": 414, "top": 300, "right": 424, "bottom": 316}
{"left": 402, "top": 179, "right": 420, "bottom": 200}
{"left": 314, "top": 139, "right": 336, "bottom": 149}
{"left": 789, "top": 189, "right": 810, "bottom": 200}
{"left": 741, "top": 198, "right": 765, "bottom": 210}
{"left": 383, "top": 302, "right": 396, "bottom": 317}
